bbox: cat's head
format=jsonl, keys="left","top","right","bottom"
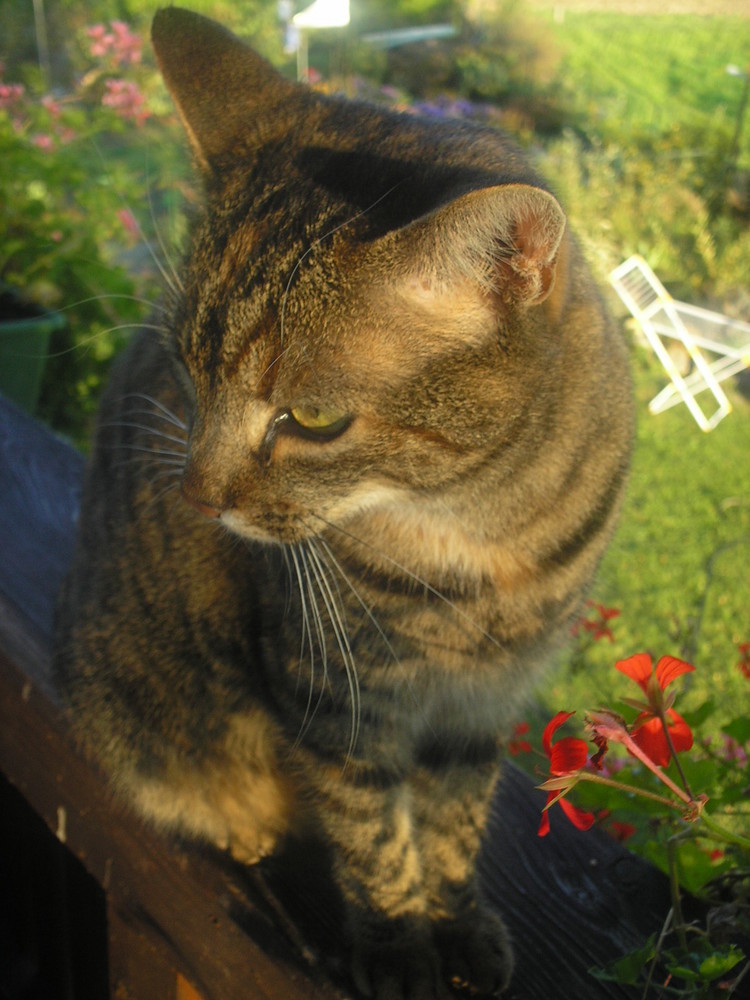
{"left": 151, "top": 8, "right": 569, "bottom": 547}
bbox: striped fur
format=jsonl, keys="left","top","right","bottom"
{"left": 54, "top": 8, "right": 632, "bottom": 998}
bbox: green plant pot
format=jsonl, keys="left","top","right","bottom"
{"left": 0, "top": 289, "right": 67, "bottom": 413}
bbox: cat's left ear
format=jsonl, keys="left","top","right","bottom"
{"left": 385, "top": 184, "right": 566, "bottom": 310}
{"left": 151, "top": 7, "right": 295, "bottom": 175}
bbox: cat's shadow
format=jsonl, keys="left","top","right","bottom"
{"left": 210, "top": 832, "right": 351, "bottom": 989}
{"left": 212, "top": 834, "right": 497, "bottom": 999}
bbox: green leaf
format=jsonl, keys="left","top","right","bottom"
{"left": 589, "top": 934, "right": 656, "bottom": 985}
{"left": 675, "top": 755, "right": 719, "bottom": 795}
{"left": 672, "top": 838, "right": 725, "bottom": 894}
{"left": 684, "top": 698, "right": 716, "bottom": 730}
{"left": 666, "top": 962, "right": 701, "bottom": 982}
{"left": 723, "top": 718, "right": 750, "bottom": 744}
{"left": 698, "top": 945, "right": 744, "bottom": 982}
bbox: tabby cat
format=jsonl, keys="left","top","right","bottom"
{"left": 54, "top": 7, "right": 633, "bottom": 998}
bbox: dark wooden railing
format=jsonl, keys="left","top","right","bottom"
{"left": 0, "top": 393, "right": 671, "bottom": 999}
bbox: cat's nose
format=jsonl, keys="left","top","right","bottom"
{"left": 180, "top": 483, "right": 222, "bottom": 519}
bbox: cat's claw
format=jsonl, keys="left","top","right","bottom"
{"left": 436, "top": 909, "right": 513, "bottom": 997}
{"left": 349, "top": 911, "right": 512, "bottom": 1000}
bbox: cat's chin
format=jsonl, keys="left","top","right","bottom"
{"left": 213, "top": 482, "right": 412, "bottom": 549}
{"left": 218, "top": 511, "right": 300, "bottom": 547}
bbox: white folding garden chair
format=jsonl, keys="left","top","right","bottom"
{"left": 609, "top": 255, "right": 750, "bottom": 432}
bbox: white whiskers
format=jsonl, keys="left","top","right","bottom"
{"left": 312, "top": 513, "right": 504, "bottom": 656}
{"left": 106, "top": 395, "right": 188, "bottom": 516}
{"left": 306, "top": 538, "right": 361, "bottom": 762}
{"left": 283, "top": 536, "right": 367, "bottom": 765}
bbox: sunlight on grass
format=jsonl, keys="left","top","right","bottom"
{"left": 542, "top": 342, "right": 750, "bottom": 737}
{"left": 545, "top": 11, "right": 750, "bottom": 143}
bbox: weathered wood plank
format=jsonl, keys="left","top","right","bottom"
{"left": 0, "top": 393, "right": 671, "bottom": 999}
{"left": 107, "top": 900, "right": 180, "bottom": 1000}
{"left": 0, "top": 644, "right": 343, "bottom": 1000}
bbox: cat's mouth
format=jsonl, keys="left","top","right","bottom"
{"left": 180, "top": 478, "right": 408, "bottom": 548}
{"left": 180, "top": 482, "right": 305, "bottom": 545}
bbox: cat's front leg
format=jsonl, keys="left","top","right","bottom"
{"left": 126, "top": 709, "right": 296, "bottom": 866}
{"left": 411, "top": 756, "right": 513, "bottom": 997}
{"left": 310, "top": 761, "right": 442, "bottom": 997}
{"left": 312, "top": 759, "right": 510, "bottom": 999}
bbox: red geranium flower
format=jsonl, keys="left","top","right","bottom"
{"left": 537, "top": 711, "right": 595, "bottom": 837}
{"left": 508, "top": 721, "right": 532, "bottom": 756}
{"left": 595, "top": 809, "right": 637, "bottom": 842}
{"left": 737, "top": 642, "right": 750, "bottom": 680}
{"left": 571, "top": 600, "right": 621, "bottom": 642}
{"left": 616, "top": 653, "right": 694, "bottom": 767}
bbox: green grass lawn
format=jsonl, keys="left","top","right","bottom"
{"left": 540, "top": 343, "right": 750, "bottom": 737}
{"left": 524, "top": 10, "right": 750, "bottom": 739}
{"left": 544, "top": 10, "right": 750, "bottom": 154}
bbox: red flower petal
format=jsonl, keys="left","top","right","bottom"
{"left": 631, "top": 715, "right": 670, "bottom": 766}
{"left": 542, "top": 711, "right": 576, "bottom": 757}
{"left": 538, "top": 803, "right": 551, "bottom": 837}
{"left": 654, "top": 656, "right": 695, "bottom": 691}
{"left": 630, "top": 709, "right": 693, "bottom": 767}
{"left": 549, "top": 736, "right": 589, "bottom": 775}
{"left": 664, "top": 708, "right": 693, "bottom": 754}
{"left": 615, "top": 653, "right": 653, "bottom": 692}
{"left": 559, "top": 796, "right": 595, "bottom": 831}
{"left": 538, "top": 791, "right": 594, "bottom": 836}
{"left": 608, "top": 820, "right": 637, "bottom": 842}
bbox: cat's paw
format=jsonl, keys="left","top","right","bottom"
{"left": 225, "top": 826, "right": 278, "bottom": 866}
{"left": 348, "top": 910, "right": 512, "bottom": 1000}
{"left": 350, "top": 917, "right": 451, "bottom": 1000}
{"left": 435, "top": 908, "right": 513, "bottom": 997}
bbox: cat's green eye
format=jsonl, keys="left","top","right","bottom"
{"left": 289, "top": 405, "right": 351, "bottom": 439}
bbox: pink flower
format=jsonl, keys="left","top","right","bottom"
{"left": 86, "top": 21, "right": 142, "bottom": 66}
{"left": 41, "top": 94, "right": 62, "bottom": 118}
{"left": 117, "top": 208, "right": 140, "bottom": 241}
{"left": 86, "top": 24, "right": 112, "bottom": 58}
{"left": 32, "top": 132, "right": 55, "bottom": 152}
{"left": 102, "top": 79, "right": 149, "bottom": 125}
{"left": 0, "top": 82, "right": 25, "bottom": 110}
{"left": 110, "top": 20, "right": 143, "bottom": 65}
{"left": 586, "top": 707, "right": 702, "bottom": 814}
{"left": 719, "top": 735, "right": 748, "bottom": 767}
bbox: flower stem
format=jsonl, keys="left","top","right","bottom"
{"left": 659, "top": 706, "right": 695, "bottom": 800}
{"left": 578, "top": 771, "right": 750, "bottom": 850}
{"left": 667, "top": 836, "right": 688, "bottom": 953}
{"left": 576, "top": 771, "right": 688, "bottom": 812}
{"left": 618, "top": 730, "right": 694, "bottom": 805}
{"left": 697, "top": 810, "right": 750, "bottom": 851}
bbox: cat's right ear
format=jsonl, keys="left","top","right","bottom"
{"left": 151, "top": 7, "right": 295, "bottom": 175}
{"left": 382, "top": 184, "right": 567, "bottom": 317}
